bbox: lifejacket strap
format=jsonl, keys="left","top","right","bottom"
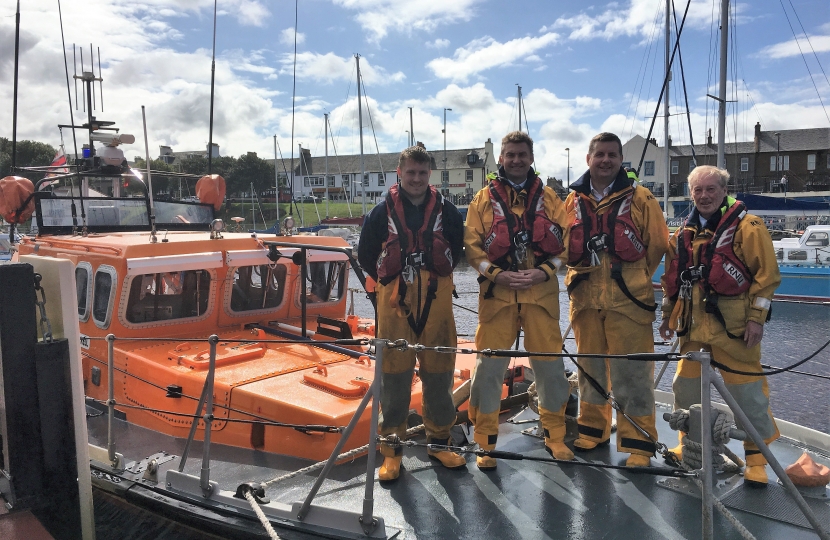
{"left": 610, "top": 263, "right": 657, "bottom": 312}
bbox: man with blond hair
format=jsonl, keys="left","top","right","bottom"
{"left": 358, "top": 145, "right": 466, "bottom": 481}
{"left": 660, "top": 165, "right": 780, "bottom": 484}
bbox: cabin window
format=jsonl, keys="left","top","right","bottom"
{"left": 787, "top": 250, "right": 807, "bottom": 261}
{"left": 644, "top": 161, "right": 655, "bottom": 176}
{"left": 125, "top": 270, "right": 211, "bottom": 323}
{"left": 230, "top": 264, "right": 287, "bottom": 312}
{"left": 92, "top": 265, "right": 117, "bottom": 329}
{"left": 305, "top": 261, "right": 347, "bottom": 304}
{"left": 76, "top": 262, "right": 93, "bottom": 322}
{"left": 806, "top": 232, "right": 829, "bottom": 247}
{"left": 740, "top": 158, "right": 749, "bottom": 172}
{"left": 807, "top": 154, "right": 816, "bottom": 171}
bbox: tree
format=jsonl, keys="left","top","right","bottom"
{"left": 0, "top": 138, "right": 57, "bottom": 179}
{"left": 228, "top": 152, "right": 273, "bottom": 197}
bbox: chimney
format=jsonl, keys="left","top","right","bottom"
{"left": 707, "top": 129, "right": 712, "bottom": 146}
{"left": 754, "top": 122, "right": 761, "bottom": 153}
{"left": 649, "top": 138, "right": 658, "bottom": 146}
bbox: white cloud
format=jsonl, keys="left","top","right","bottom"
{"left": 280, "top": 52, "right": 405, "bottom": 86}
{"left": 427, "top": 33, "right": 560, "bottom": 82}
{"left": 571, "top": 67, "right": 588, "bottom": 73}
{"left": 425, "top": 38, "right": 451, "bottom": 49}
{"left": 280, "top": 28, "right": 306, "bottom": 46}
{"left": 757, "top": 34, "right": 830, "bottom": 59}
{"left": 332, "top": 0, "right": 483, "bottom": 43}
{"left": 552, "top": 0, "right": 712, "bottom": 42}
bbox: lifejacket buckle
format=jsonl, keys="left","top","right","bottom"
{"left": 680, "top": 265, "right": 706, "bottom": 284}
{"left": 587, "top": 233, "right": 608, "bottom": 253}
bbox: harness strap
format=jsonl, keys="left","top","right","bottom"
{"left": 401, "top": 273, "right": 439, "bottom": 336}
{"left": 703, "top": 292, "right": 744, "bottom": 340}
{"left": 566, "top": 272, "right": 589, "bottom": 294}
{"left": 610, "top": 263, "right": 657, "bottom": 312}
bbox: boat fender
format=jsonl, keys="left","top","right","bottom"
{"left": 0, "top": 175, "right": 35, "bottom": 223}
{"left": 196, "top": 174, "right": 226, "bottom": 211}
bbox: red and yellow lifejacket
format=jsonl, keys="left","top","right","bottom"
{"left": 376, "top": 184, "right": 453, "bottom": 285}
{"left": 664, "top": 197, "right": 752, "bottom": 300}
{"left": 568, "top": 186, "right": 647, "bottom": 267}
{"left": 483, "top": 176, "right": 564, "bottom": 268}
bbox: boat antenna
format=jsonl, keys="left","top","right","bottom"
{"left": 141, "top": 106, "right": 158, "bottom": 243}
{"left": 289, "top": 0, "right": 298, "bottom": 223}
{"left": 635, "top": 0, "right": 692, "bottom": 176}
{"left": 207, "top": 0, "right": 218, "bottom": 175}
{"left": 356, "top": 54, "right": 366, "bottom": 217}
{"left": 11, "top": 0, "right": 20, "bottom": 170}
{"left": 58, "top": 0, "right": 79, "bottom": 161}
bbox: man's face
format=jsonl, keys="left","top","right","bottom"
{"left": 690, "top": 173, "right": 727, "bottom": 219}
{"left": 586, "top": 141, "right": 623, "bottom": 185}
{"left": 499, "top": 142, "right": 533, "bottom": 182}
{"left": 397, "top": 159, "right": 432, "bottom": 200}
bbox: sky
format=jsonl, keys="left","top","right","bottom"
{"left": 1, "top": 0, "right": 829, "bottom": 182}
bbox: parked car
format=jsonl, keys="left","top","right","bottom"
{"left": 293, "top": 195, "right": 320, "bottom": 203}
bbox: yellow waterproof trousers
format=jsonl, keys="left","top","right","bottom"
{"left": 674, "top": 341, "right": 779, "bottom": 455}
{"left": 469, "top": 303, "right": 570, "bottom": 442}
{"left": 376, "top": 272, "right": 458, "bottom": 453}
{"left": 572, "top": 308, "right": 657, "bottom": 456}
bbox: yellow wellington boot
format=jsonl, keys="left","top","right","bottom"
{"left": 573, "top": 438, "right": 610, "bottom": 451}
{"left": 668, "top": 431, "right": 685, "bottom": 461}
{"left": 540, "top": 406, "right": 574, "bottom": 461}
{"left": 473, "top": 432, "right": 498, "bottom": 471}
{"left": 573, "top": 401, "right": 612, "bottom": 452}
{"left": 378, "top": 445, "right": 403, "bottom": 482}
{"left": 379, "top": 456, "right": 402, "bottom": 481}
{"left": 626, "top": 454, "right": 651, "bottom": 467}
{"left": 428, "top": 450, "right": 467, "bottom": 469}
{"left": 744, "top": 453, "right": 769, "bottom": 486}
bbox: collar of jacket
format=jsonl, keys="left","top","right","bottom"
{"left": 570, "top": 167, "right": 631, "bottom": 196}
{"left": 495, "top": 165, "right": 538, "bottom": 190}
{"left": 686, "top": 196, "right": 734, "bottom": 231}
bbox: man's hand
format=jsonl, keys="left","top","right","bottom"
{"left": 658, "top": 319, "right": 674, "bottom": 340}
{"left": 494, "top": 269, "right": 547, "bottom": 290}
{"left": 744, "top": 320, "right": 764, "bottom": 348}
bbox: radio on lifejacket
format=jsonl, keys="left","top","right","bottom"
{"left": 405, "top": 252, "right": 425, "bottom": 268}
{"left": 513, "top": 230, "right": 530, "bottom": 248}
{"left": 587, "top": 233, "right": 609, "bottom": 253}
{"left": 680, "top": 265, "right": 706, "bottom": 284}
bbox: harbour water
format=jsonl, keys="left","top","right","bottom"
{"left": 350, "top": 257, "right": 830, "bottom": 435}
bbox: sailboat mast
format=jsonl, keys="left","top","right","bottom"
{"left": 356, "top": 54, "right": 366, "bottom": 216}
{"left": 325, "top": 113, "right": 329, "bottom": 218}
{"left": 409, "top": 106, "right": 414, "bottom": 146}
{"left": 517, "top": 85, "right": 522, "bottom": 132}
{"left": 664, "top": 0, "right": 671, "bottom": 213}
{"left": 717, "top": 0, "right": 729, "bottom": 169}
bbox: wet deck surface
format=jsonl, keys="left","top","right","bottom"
{"left": 86, "top": 399, "right": 830, "bottom": 540}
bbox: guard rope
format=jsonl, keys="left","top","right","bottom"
{"left": 260, "top": 423, "right": 428, "bottom": 488}
{"left": 712, "top": 336, "right": 830, "bottom": 377}
{"left": 243, "top": 491, "right": 281, "bottom": 540}
{"left": 378, "top": 436, "right": 695, "bottom": 479}
{"left": 86, "top": 397, "right": 341, "bottom": 433}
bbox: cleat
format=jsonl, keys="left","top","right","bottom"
{"left": 573, "top": 438, "right": 610, "bottom": 451}
{"left": 626, "top": 454, "right": 651, "bottom": 467}
{"left": 428, "top": 450, "right": 467, "bottom": 470}
{"left": 378, "top": 455, "right": 402, "bottom": 482}
{"left": 545, "top": 442, "right": 575, "bottom": 461}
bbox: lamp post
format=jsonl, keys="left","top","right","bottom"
{"left": 565, "top": 147, "right": 570, "bottom": 188}
{"left": 775, "top": 132, "right": 781, "bottom": 192}
{"left": 443, "top": 108, "right": 452, "bottom": 194}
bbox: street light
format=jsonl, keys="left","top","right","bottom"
{"left": 565, "top": 147, "right": 570, "bottom": 188}
{"left": 443, "top": 108, "right": 452, "bottom": 193}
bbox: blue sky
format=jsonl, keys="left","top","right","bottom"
{"left": 1, "top": 0, "right": 828, "bottom": 180}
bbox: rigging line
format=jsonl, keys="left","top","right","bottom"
{"left": 704, "top": 0, "right": 719, "bottom": 153}
{"left": 670, "top": 0, "right": 697, "bottom": 163}
{"left": 777, "top": 0, "right": 830, "bottom": 125}
{"left": 635, "top": 0, "right": 693, "bottom": 175}
{"left": 788, "top": 0, "right": 830, "bottom": 99}
{"left": 623, "top": 1, "right": 663, "bottom": 139}
{"left": 359, "top": 76, "right": 386, "bottom": 181}
{"left": 57, "top": 0, "right": 79, "bottom": 165}
{"left": 714, "top": 336, "right": 830, "bottom": 377}
{"left": 521, "top": 97, "right": 530, "bottom": 135}
{"left": 289, "top": 0, "right": 298, "bottom": 202}
{"left": 741, "top": 78, "right": 765, "bottom": 128}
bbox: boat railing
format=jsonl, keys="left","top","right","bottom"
{"left": 89, "top": 330, "right": 830, "bottom": 540}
